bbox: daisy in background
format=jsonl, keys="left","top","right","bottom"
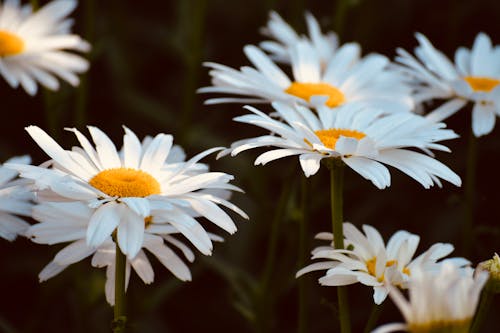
{"left": 296, "top": 223, "right": 469, "bottom": 304}
{"left": 199, "top": 36, "right": 413, "bottom": 113}
{"left": 372, "top": 263, "right": 489, "bottom": 333}
{"left": 395, "top": 32, "right": 500, "bottom": 137}
{"left": 7, "top": 126, "right": 247, "bottom": 261}
{"left": 0, "top": 155, "right": 33, "bottom": 241}
{"left": 221, "top": 101, "right": 460, "bottom": 189}
{"left": 0, "top": 0, "right": 90, "bottom": 95}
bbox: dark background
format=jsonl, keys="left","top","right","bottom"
{"left": 0, "top": 0, "right": 499, "bottom": 332}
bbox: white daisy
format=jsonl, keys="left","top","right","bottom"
{"left": 199, "top": 38, "right": 413, "bottom": 113}
{"left": 221, "top": 101, "right": 461, "bottom": 189}
{"left": 372, "top": 263, "right": 489, "bottom": 333}
{"left": 0, "top": 155, "right": 33, "bottom": 241}
{"left": 296, "top": 223, "right": 468, "bottom": 304}
{"left": 0, "top": 0, "right": 90, "bottom": 95}
{"left": 7, "top": 126, "right": 247, "bottom": 259}
{"left": 396, "top": 32, "right": 500, "bottom": 137}
{"left": 29, "top": 200, "right": 224, "bottom": 305}
{"left": 259, "top": 11, "right": 338, "bottom": 66}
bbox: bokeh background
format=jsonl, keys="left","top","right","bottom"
{"left": 1, "top": 0, "right": 499, "bottom": 332}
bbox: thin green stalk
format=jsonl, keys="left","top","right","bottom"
{"left": 112, "top": 243, "right": 127, "bottom": 333}
{"left": 363, "top": 303, "right": 384, "bottom": 333}
{"left": 298, "top": 176, "right": 308, "bottom": 333}
{"left": 333, "top": 0, "right": 350, "bottom": 37}
{"left": 329, "top": 160, "right": 351, "bottom": 333}
{"left": 470, "top": 287, "right": 494, "bottom": 333}
{"left": 463, "top": 128, "right": 477, "bottom": 256}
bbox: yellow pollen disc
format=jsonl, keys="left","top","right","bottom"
{"left": 403, "top": 267, "right": 411, "bottom": 276}
{"left": 0, "top": 30, "right": 24, "bottom": 57}
{"left": 386, "top": 260, "right": 397, "bottom": 267}
{"left": 366, "top": 257, "right": 377, "bottom": 276}
{"left": 89, "top": 168, "right": 161, "bottom": 198}
{"left": 314, "top": 128, "right": 366, "bottom": 150}
{"left": 463, "top": 76, "right": 500, "bottom": 92}
{"left": 285, "top": 82, "right": 345, "bottom": 107}
{"left": 144, "top": 216, "right": 153, "bottom": 227}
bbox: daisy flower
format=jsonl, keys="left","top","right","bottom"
{"left": 7, "top": 126, "right": 247, "bottom": 260}
{"left": 0, "top": 155, "right": 33, "bottom": 241}
{"left": 259, "top": 11, "right": 338, "bottom": 66}
{"left": 199, "top": 38, "right": 413, "bottom": 113}
{"left": 0, "top": 0, "right": 90, "bottom": 95}
{"left": 296, "top": 223, "right": 468, "bottom": 304}
{"left": 221, "top": 101, "right": 461, "bottom": 189}
{"left": 396, "top": 32, "right": 500, "bottom": 137}
{"left": 372, "top": 263, "right": 489, "bottom": 333}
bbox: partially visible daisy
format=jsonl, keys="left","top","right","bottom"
{"left": 0, "top": 0, "right": 90, "bottom": 95}
{"left": 259, "top": 11, "right": 338, "bottom": 66}
{"left": 7, "top": 126, "right": 247, "bottom": 259}
{"left": 372, "top": 263, "right": 488, "bottom": 333}
{"left": 200, "top": 38, "right": 413, "bottom": 113}
{"left": 0, "top": 155, "right": 33, "bottom": 241}
{"left": 396, "top": 32, "right": 500, "bottom": 137}
{"left": 221, "top": 101, "right": 461, "bottom": 189}
{"left": 296, "top": 223, "right": 468, "bottom": 304}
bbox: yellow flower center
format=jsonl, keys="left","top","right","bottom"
{"left": 463, "top": 76, "right": 500, "bottom": 92}
{"left": 89, "top": 168, "right": 161, "bottom": 198}
{"left": 408, "top": 319, "right": 471, "bottom": 333}
{"left": 313, "top": 128, "right": 366, "bottom": 149}
{"left": 285, "top": 82, "right": 345, "bottom": 107}
{"left": 0, "top": 30, "right": 24, "bottom": 57}
{"left": 144, "top": 216, "right": 153, "bottom": 228}
{"left": 366, "top": 258, "right": 400, "bottom": 282}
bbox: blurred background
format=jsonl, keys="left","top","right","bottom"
{"left": 1, "top": 0, "right": 499, "bottom": 332}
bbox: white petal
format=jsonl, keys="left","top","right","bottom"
{"left": 86, "top": 202, "right": 120, "bottom": 248}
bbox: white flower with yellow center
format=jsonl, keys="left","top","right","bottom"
{"left": 0, "top": 0, "right": 90, "bottom": 95}
{"left": 8, "top": 126, "right": 246, "bottom": 259}
{"left": 222, "top": 101, "right": 461, "bottom": 189}
{"left": 259, "top": 11, "right": 338, "bottom": 66}
{"left": 372, "top": 263, "right": 489, "bottom": 333}
{"left": 296, "top": 223, "right": 468, "bottom": 304}
{"left": 0, "top": 155, "right": 33, "bottom": 241}
{"left": 200, "top": 38, "right": 413, "bottom": 113}
{"left": 396, "top": 32, "right": 500, "bottom": 137}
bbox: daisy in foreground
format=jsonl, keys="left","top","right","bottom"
{"left": 0, "top": 0, "right": 90, "bottom": 95}
{"left": 372, "top": 263, "right": 489, "bottom": 333}
{"left": 199, "top": 37, "right": 413, "bottom": 113}
{"left": 7, "top": 126, "right": 247, "bottom": 260}
{"left": 0, "top": 155, "right": 33, "bottom": 241}
{"left": 296, "top": 223, "right": 468, "bottom": 304}
{"left": 221, "top": 101, "right": 461, "bottom": 189}
{"left": 396, "top": 32, "right": 500, "bottom": 137}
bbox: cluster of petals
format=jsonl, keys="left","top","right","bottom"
{"left": 372, "top": 263, "right": 489, "bottom": 333}
{"left": 297, "top": 223, "right": 468, "bottom": 304}
{"left": 221, "top": 101, "right": 461, "bottom": 189}
{"left": 0, "top": 0, "right": 90, "bottom": 95}
{"left": 396, "top": 32, "right": 500, "bottom": 137}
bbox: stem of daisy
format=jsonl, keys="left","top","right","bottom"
{"left": 362, "top": 303, "right": 384, "bottom": 333}
{"left": 329, "top": 159, "right": 351, "bottom": 333}
{"left": 113, "top": 243, "right": 127, "bottom": 333}
{"left": 470, "top": 285, "right": 494, "bottom": 333}
{"left": 298, "top": 176, "right": 309, "bottom": 333}
{"left": 463, "top": 127, "right": 477, "bottom": 256}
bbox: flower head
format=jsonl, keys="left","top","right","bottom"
{"left": 478, "top": 252, "right": 500, "bottom": 293}
{"left": 222, "top": 102, "right": 460, "bottom": 189}
{"left": 0, "top": 0, "right": 90, "bottom": 95}
{"left": 297, "top": 223, "right": 469, "bottom": 304}
{"left": 396, "top": 32, "right": 500, "bottom": 137}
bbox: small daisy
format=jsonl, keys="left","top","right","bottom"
{"left": 396, "top": 32, "right": 500, "bottom": 137}
{"left": 221, "top": 101, "right": 461, "bottom": 189}
{"left": 8, "top": 126, "right": 247, "bottom": 259}
{"left": 372, "top": 263, "right": 489, "bottom": 333}
{"left": 0, "top": 0, "right": 90, "bottom": 95}
{"left": 199, "top": 38, "right": 413, "bottom": 113}
{"left": 259, "top": 11, "right": 338, "bottom": 66}
{"left": 296, "top": 223, "right": 468, "bottom": 304}
{"left": 0, "top": 155, "right": 33, "bottom": 241}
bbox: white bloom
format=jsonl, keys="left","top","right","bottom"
{"left": 0, "top": 155, "right": 33, "bottom": 241}
{"left": 372, "top": 263, "right": 489, "bottom": 333}
{"left": 200, "top": 37, "right": 413, "bottom": 113}
{"left": 0, "top": 0, "right": 90, "bottom": 95}
{"left": 222, "top": 101, "right": 460, "bottom": 189}
{"left": 8, "top": 126, "right": 247, "bottom": 259}
{"left": 297, "top": 223, "right": 468, "bottom": 304}
{"left": 396, "top": 32, "right": 500, "bottom": 137}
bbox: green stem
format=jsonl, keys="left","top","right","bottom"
{"left": 329, "top": 160, "right": 351, "bottom": 333}
{"left": 470, "top": 286, "right": 493, "bottom": 333}
{"left": 334, "top": 0, "right": 350, "bottom": 37}
{"left": 463, "top": 127, "right": 477, "bottom": 256}
{"left": 363, "top": 303, "right": 384, "bottom": 333}
{"left": 298, "top": 176, "right": 308, "bottom": 333}
{"left": 112, "top": 243, "right": 127, "bottom": 333}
